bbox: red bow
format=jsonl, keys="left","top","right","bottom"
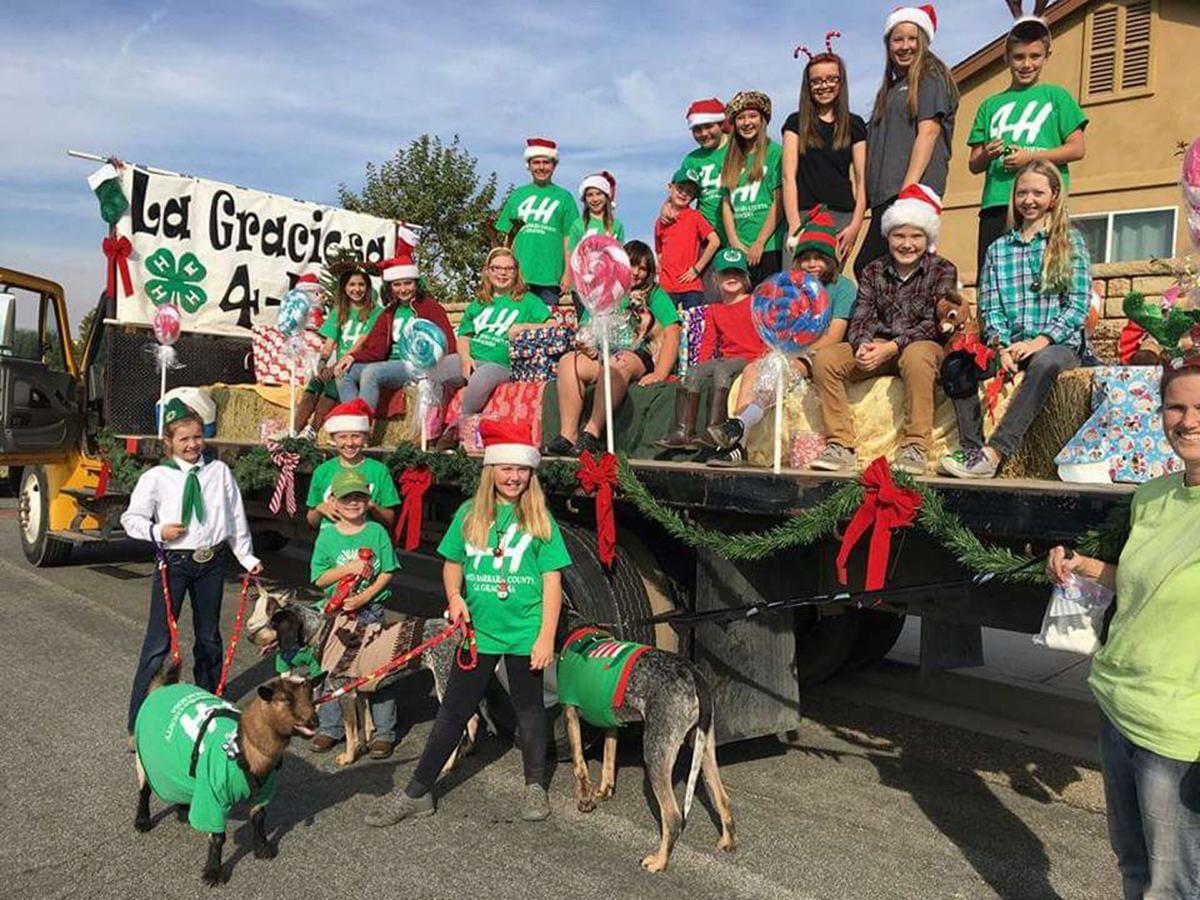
{"left": 102, "top": 235, "right": 133, "bottom": 299}
{"left": 393, "top": 467, "right": 433, "bottom": 551}
{"left": 949, "top": 333, "right": 994, "bottom": 371}
{"left": 984, "top": 369, "right": 1009, "bottom": 423}
{"left": 576, "top": 451, "right": 619, "bottom": 567}
{"left": 95, "top": 460, "right": 111, "bottom": 500}
{"left": 835, "top": 457, "right": 922, "bottom": 591}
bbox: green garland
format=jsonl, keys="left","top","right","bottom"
{"left": 97, "top": 429, "right": 150, "bottom": 493}
{"left": 232, "top": 437, "right": 327, "bottom": 493}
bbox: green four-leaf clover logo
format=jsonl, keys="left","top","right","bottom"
{"left": 144, "top": 249, "right": 208, "bottom": 313}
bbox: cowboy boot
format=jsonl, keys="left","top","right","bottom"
{"left": 656, "top": 390, "right": 700, "bottom": 449}
{"left": 696, "top": 387, "right": 731, "bottom": 448}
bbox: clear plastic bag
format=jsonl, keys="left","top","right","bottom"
{"left": 1033, "top": 573, "right": 1114, "bottom": 656}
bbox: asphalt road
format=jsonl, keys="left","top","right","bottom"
{"left": 0, "top": 517, "right": 1120, "bottom": 900}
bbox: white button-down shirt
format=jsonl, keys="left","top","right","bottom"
{"left": 121, "top": 457, "right": 260, "bottom": 571}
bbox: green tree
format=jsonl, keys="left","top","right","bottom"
{"left": 339, "top": 134, "right": 505, "bottom": 301}
{"left": 73, "top": 308, "right": 96, "bottom": 362}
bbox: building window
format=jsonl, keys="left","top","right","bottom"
{"left": 1083, "top": 0, "right": 1155, "bottom": 105}
{"left": 1071, "top": 207, "right": 1176, "bottom": 263}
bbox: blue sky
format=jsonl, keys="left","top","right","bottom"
{"left": 1, "top": 0, "right": 1019, "bottom": 326}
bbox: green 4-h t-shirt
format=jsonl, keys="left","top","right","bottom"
{"left": 567, "top": 215, "right": 626, "bottom": 254}
{"left": 386, "top": 306, "right": 416, "bottom": 361}
{"left": 318, "top": 301, "right": 384, "bottom": 359}
{"left": 457, "top": 293, "right": 552, "bottom": 367}
{"left": 310, "top": 519, "right": 398, "bottom": 608}
{"left": 722, "top": 140, "right": 784, "bottom": 252}
{"left": 681, "top": 142, "right": 730, "bottom": 241}
{"left": 134, "top": 683, "right": 277, "bottom": 834}
{"left": 437, "top": 500, "right": 572, "bottom": 655}
{"left": 969, "top": 83, "right": 1088, "bottom": 209}
{"left": 496, "top": 183, "right": 579, "bottom": 286}
{"left": 306, "top": 457, "right": 400, "bottom": 529}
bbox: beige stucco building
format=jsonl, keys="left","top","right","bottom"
{"left": 942, "top": 0, "right": 1198, "bottom": 287}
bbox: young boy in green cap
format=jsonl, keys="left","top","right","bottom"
{"left": 654, "top": 169, "right": 721, "bottom": 311}
{"left": 309, "top": 467, "right": 400, "bottom": 758}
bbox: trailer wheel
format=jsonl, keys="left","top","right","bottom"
{"left": 18, "top": 466, "right": 71, "bottom": 567}
{"left": 793, "top": 607, "right": 859, "bottom": 687}
{"left": 842, "top": 610, "right": 907, "bottom": 672}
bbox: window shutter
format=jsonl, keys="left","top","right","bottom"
{"left": 1087, "top": 6, "right": 1119, "bottom": 96}
{"left": 1121, "top": 1, "right": 1153, "bottom": 90}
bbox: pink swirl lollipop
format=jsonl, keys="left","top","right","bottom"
{"left": 570, "top": 234, "right": 632, "bottom": 319}
{"left": 153, "top": 303, "right": 181, "bottom": 346}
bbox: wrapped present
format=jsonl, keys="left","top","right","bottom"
{"left": 447, "top": 382, "right": 547, "bottom": 451}
{"left": 250, "top": 324, "right": 323, "bottom": 386}
{"left": 789, "top": 431, "right": 827, "bottom": 469}
{"left": 510, "top": 325, "right": 574, "bottom": 382}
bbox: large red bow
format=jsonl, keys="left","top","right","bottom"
{"left": 835, "top": 457, "right": 922, "bottom": 591}
{"left": 984, "top": 369, "right": 1010, "bottom": 423}
{"left": 394, "top": 467, "right": 433, "bottom": 551}
{"left": 949, "top": 333, "right": 994, "bottom": 371}
{"left": 102, "top": 235, "right": 133, "bottom": 299}
{"left": 576, "top": 451, "right": 618, "bottom": 567}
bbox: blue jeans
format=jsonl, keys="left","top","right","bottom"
{"left": 528, "top": 284, "right": 562, "bottom": 307}
{"left": 669, "top": 290, "right": 707, "bottom": 311}
{"left": 336, "top": 360, "right": 419, "bottom": 411}
{"left": 1099, "top": 713, "right": 1200, "bottom": 899}
{"left": 128, "top": 548, "right": 227, "bottom": 732}
{"left": 316, "top": 606, "right": 397, "bottom": 743}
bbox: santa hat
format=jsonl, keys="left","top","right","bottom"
{"left": 481, "top": 418, "right": 540, "bottom": 469}
{"left": 881, "top": 183, "right": 942, "bottom": 242}
{"left": 382, "top": 225, "right": 420, "bottom": 282}
{"left": 884, "top": 4, "right": 937, "bottom": 43}
{"left": 788, "top": 204, "right": 840, "bottom": 259}
{"left": 686, "top": 98, "right": 726, "bottom": 128}
{"left": 295, "top": 273, "right": 324, "bottom": 294}
{"left": 524, "top": 137, "right": 559, "bottom": 162}
{"left": 578, "top": 171, "right": 617, "bottom": 205}
{"left": 324, "top": 398, "right": 373, "bottom": 434}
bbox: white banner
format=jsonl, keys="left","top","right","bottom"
{"left": 113, "top": 166, "right": 395, "bottom": 332}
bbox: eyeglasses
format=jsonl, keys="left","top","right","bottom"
{"left": 488, "top": 265, "right": 516, "bottom": 273}
{"left": 809, "top": 76, "right": 841, "bottom": 88}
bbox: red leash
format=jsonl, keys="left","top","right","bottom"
{"left": 314, "top": 618, "right": 474, "bottom": 706}
{"left": 152, "top": 541, "right": 182, "bottom": 668}
{"left": 215, "top": 573, "right": 256, "bottom": 698}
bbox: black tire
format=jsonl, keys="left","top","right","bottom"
{"left": 842, "top": 610, "right": 907, "bottom": 672}
{"left": 793, "top": 607, "right": 860, "bottom": 687}
{"left": 18, "top": 466, "right": 72, "bottom": 567}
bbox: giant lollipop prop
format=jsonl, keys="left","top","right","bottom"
{"left": 277, "top": 288, "right": 315, "bottom": 437}
{"left": 750, "top": 271, "right": 833, "bottom": 473}
{"left": 151, "top": 303, "right": 182, "bottom": 437}
{"left": 394, "top": 317, "right": 449, "bottom": 450}
{"left": 570, "top": 234, "right": 633, "bottom": 454}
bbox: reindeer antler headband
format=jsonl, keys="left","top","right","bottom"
{"left": 794, "top": 30, "right": 842, "bottom": 61}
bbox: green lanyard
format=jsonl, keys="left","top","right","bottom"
{"left": 161, "top": 458, "right": 206, "bottom": 527}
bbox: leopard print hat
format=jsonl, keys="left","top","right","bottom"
{"left": 725, "top": 91, "right": 772, "bottom": 124}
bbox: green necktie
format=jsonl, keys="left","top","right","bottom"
{"left": 162, "top": 459, "right": 206, "bottom": 527}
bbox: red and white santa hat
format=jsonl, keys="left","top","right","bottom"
{"left": 481, "top": 417, "right": 540, "bottom": 469}
{"left": 324, "top": 397, "right": 373, "bottom": 434}
{"left": 884, "top": 4, "right": 938, "bottom": 42}
{"left": 381, "top": 225, "right": 420, "bottom": 282}
{"left": 295, "top": 273, "right": 324, "bottom": 294}
{"left": 686, "top": 98, "right": 726, "bottom": 128}
{"left": 880, "top": 183, "right": 942, "bottom": 242}
{"left": 524, "top": 137, "right": 559, "bottom": 162}
{"left": 578, "top": 171, "right": 617, "bottom": 204}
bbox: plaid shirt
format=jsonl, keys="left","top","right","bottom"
{"left": 848, "top": 253, "right": 958, "bottom": 352}
{"left": 978, "top": 227, "right": 1090, "bottom": 350}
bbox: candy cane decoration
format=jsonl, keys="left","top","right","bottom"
{"left": 266, "top": 439, "right": 300, "bottom": 516}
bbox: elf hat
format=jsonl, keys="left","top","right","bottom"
{"left": 161, "top": 397, "right": 199, "bottom": 430}
{"left": 884, "top": 4, "right": 937, "bottom": 43}
{"left": 579, "top": 171, "right": 617, "bottom": 205}
{"left": 788, "top": 204, "right": 840, "bottom": 260}
{"left": 324, "top": 398, "right": 373, "bottom": 434}
{"left": 686, "top": 98, "right": 726, "bottom": 128}
{"left": 481, "top": 417, "right": 541, "bottom": 469}
{"left": 880, "top": 183, "right": 942, "bottom": 242}
{"left": 524, "top": 137, "right": 559, "bottom": 162}
{"left": 329, "top": 467, "right": 371, "bottom": 499}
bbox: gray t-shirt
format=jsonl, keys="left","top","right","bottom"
{"left": 866, "top": 73, "right": 958, "bottom": 206}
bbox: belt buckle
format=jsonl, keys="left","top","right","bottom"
{"left": 192, "top": 546, "right": 214, "bottom": 564}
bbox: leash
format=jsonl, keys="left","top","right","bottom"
{"left": 151, "top": 537, "right": 182, "bottom": 668}
{"left": 215, "top": 572, "right": 258, "bottom": 698}
{"left": 314, "top": 618, "right": 475, "bottom": 706}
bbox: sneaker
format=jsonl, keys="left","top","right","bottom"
{"left": 520, "top": 783, "right": 551, "bottom": 822}
{"left": 308, "top": 733, "right": 340, "bottom": 754}
{"left": 576, "top": 432, "right": 603, "bottom": 456}
{"left": 543, "top": 434, "right": 576, "bottom": 456}
{"left": 363, "top": 790, "right": 435, "bottom": 828}
{"left": 939, "top": 447, "right": 999, "bottom": 479}
{"left": 368, "top": 739, "right": 395, "bottom": 760}
{"left": 706, "top": 444, "right": 747, "bottom": 468}
{"left": 707, "top": 417, "right": 745, "bottom": 450}
{"left": 808, "top": 443, "right": 856, "bottom": 472}
{"left": 893, "top": 444, "right": 928, "bottom": 476}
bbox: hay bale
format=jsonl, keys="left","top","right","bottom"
{"left": 211, "top": 386, "right": 288, "bottom": 443}
{"left": 998, "top": 367, "right": 1094, "bottom": 480}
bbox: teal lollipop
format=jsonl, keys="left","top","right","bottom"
{"left": 395, "top": 317, "right": 448, "bottom": 369}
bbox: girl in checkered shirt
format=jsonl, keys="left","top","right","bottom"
{"left": 940, "top": 159, "right": 1090, "bottom": 479}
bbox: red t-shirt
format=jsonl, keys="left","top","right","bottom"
{"left": 654, "top": 209, "right": 714, "bottom": 293}
{"left": 697, "top": 296, "right": 764, "bottom": 363}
